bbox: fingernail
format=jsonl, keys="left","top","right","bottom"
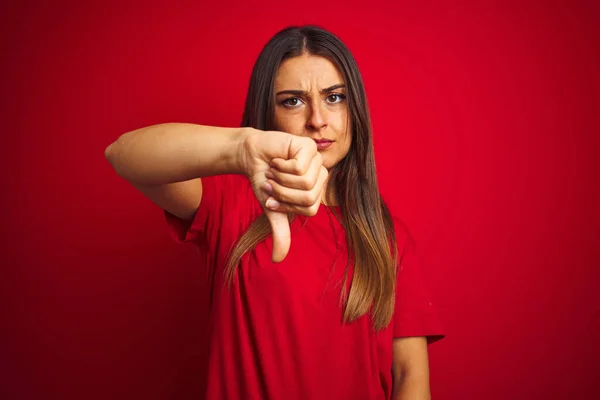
{"left": 265, "top": 170, "right": 275, "bottom": 179}
{"left": 266, "top": 198, "right": 280, "bottom": 209}
{"left": 262, "top": 181, "right": 273, "bottom": 194}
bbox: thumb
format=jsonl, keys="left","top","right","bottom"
{"left": 265, "top": 208, "right": 291, "bottom": 263}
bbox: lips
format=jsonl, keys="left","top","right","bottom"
{"left": 313, "top": 138, "right": 334, "bottom": 150}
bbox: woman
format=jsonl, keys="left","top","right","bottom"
{"left": 105, "top": 25, "right": 444, "bottom": 400}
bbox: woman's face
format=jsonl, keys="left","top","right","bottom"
{"left": 273, "top": 55, "right": 352, "bottom": 170}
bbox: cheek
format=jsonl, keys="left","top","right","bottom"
{"left": 340, "top": 119, "right": 352, "bottom": 154}
{"left": 339, "top": 115, "right": 352, "bottom": 142}
{"left": 335, "top": 110, "right": 350, "bottom": 134}
{"left": 274, "top": 111, "right": 304, "bottom": 134}
{"left": 341, "top": 133, "right": 352, "bottom": 156}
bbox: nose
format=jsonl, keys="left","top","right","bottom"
{"left": 306, "top": 102, "right": 327, "bottom": 131}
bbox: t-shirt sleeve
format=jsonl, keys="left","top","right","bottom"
{"left": 164, "top": 175, "right": 227, "bottom": 245}
{"left": 393, "top": 221, "right": 445, "bottom": 344}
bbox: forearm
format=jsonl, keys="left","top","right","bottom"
{"left": 105, "top": 123, "right": 250, "bottom": 185}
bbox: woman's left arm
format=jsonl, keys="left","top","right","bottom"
{"left": 392, "top": 336, "right": 431, "bottom": 400}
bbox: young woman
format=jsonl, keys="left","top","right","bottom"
{"left": 105, "top": 25, "right": 444, "bottom": 400}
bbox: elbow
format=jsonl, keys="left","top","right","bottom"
{"left": 104, "top": 140, "right": 124, "bottom": 176}
{"left": 104, "top": 142, "right": 114, "bottom": 163}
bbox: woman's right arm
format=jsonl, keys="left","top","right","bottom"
{"left": 105, "top": 122, "right": 327, "bottom": 261}
{"left": 104, "top": 123, "right": 249, "bottom": 221}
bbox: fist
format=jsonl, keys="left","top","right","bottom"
{"left": 242, "top": 129, "right": 328, "bottom": 262}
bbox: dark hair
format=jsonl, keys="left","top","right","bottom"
{"left": 229, "top": 25, "right": 397, "bottom": 331}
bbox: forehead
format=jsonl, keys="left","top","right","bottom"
{"left": 274, "top": 55, "right": 344, "bottom": 90}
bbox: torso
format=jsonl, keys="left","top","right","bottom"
{"left": 198, "top": 175, "right": 395, "bottom": 399}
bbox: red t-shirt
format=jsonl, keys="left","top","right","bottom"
{"left": 165, "top": 174, "right": 444, "bottom": 399}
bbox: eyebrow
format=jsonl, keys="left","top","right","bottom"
{"left": 275, "top": 83, "right": 346, "bottom": 96}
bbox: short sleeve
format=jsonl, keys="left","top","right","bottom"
{"left": 393, "top": 222, "right": 445, "bottom": 344}
{"left": 164, "top": 175, "right": 227, "bottom": 244}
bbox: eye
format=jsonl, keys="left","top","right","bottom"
{"left": 326, "top": 93, "right": 346, "bottom": 104}
{"left": 281, "top": 97, "right": 303, "bottom": 107}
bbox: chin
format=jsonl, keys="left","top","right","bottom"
{"left": 323, "top": 159, "right": 338, "bottom": 171}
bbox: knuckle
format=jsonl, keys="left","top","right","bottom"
{"left": 319, "top": 170, "right": 328, "bottom": 183}
{"left": 271, "top": 188, "right": 287, "bottom": 203}
{"left": 304, "top": 137, "right": 317, "bottom": 151}
{"left": 305, "top": 205, "right": 319, "bottom": 216}
{"left": 316, "top": 151, "right": 323, "bottom": 164}
{"left": 304, "top": 191, "right": 318, "bottom": 206}
{"left": 291, "top": 163, "right": 303, "bottom": 175}
{"left": 300, "top": 192, "right": 313, "bottom": 206}
{"left": 299, "top": 176, "right": 313, "bottom": 190}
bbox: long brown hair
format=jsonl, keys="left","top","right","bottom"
{"left": 227, "top": 25, "right": 397, "bottom": 331}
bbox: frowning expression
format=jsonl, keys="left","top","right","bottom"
{"left": 273, "top": 55, "right": 352, "bottom": 170}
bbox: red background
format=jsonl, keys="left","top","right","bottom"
{"left": 2, "top": 0, "right": 599, "bottom": 399}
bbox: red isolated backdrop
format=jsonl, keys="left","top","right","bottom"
{"left": 2, "top": 1, "right": 598, "bottom": 399}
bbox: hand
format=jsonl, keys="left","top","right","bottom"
{"left": 242, "top": 129, "right": 328, "bottom": 262}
